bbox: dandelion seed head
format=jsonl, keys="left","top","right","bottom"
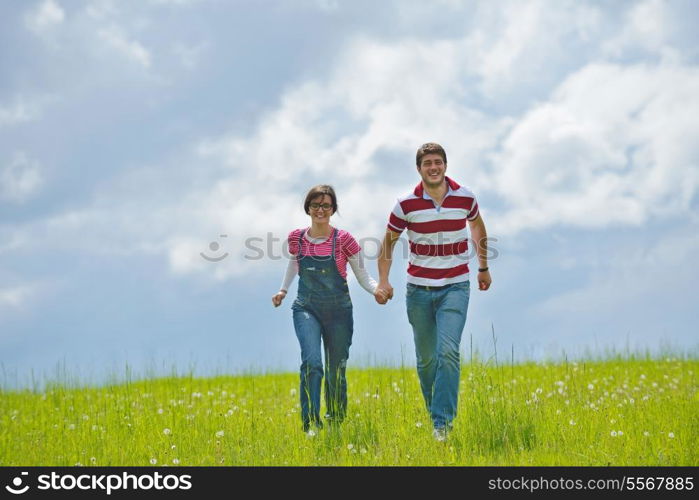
{"left": 150, "top": 458, "right": 157, "bottom": 465}
{"left": 172, "top": 458, "right": 180, "bottom": 465}
{"left": 163, "top": 428, "right": 172, "bottom": 435}
{"left": 668, "top": 432, "right": 675, "bottom": 438}
{"left": 215, "top": 430, "right": 225, "bottom": 438}
{"left": 611, "top": 431, "right": 617, "bottom": 437}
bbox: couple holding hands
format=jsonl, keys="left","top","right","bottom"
{"left": 272, "top": 143, "right": 492, "bottom": 441}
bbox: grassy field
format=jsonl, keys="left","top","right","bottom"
{"left": 1, "top": 357, "right": 697, "bottom": 466}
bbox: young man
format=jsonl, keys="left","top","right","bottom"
{"left": 377, "top": 142, "right": 492, "bottom": 441}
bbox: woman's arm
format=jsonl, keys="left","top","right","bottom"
{"left": 348, "top": 251, "right": 378, "bottom": 294}
{"left": 272, "top": 256, "right": 298, "bottom": 307}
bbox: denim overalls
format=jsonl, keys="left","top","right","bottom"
{"left": 291, "top": 228, "right": 354, "bottom": 430}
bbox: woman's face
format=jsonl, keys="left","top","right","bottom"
{"left": 308, "top": 194, "right": 334, "bottom": 223}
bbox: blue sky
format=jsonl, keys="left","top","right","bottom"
{"left": 1, "top": 0, "right": 698, "bottom": 387}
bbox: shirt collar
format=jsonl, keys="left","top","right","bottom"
{"left": 413, "top": 176, "right": 460, "bottom": 199}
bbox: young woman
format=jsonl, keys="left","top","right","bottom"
{"left": 272, "top": 185, "right": 387, "bottom": 433}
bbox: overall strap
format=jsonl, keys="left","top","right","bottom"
{"left": 296, "top": 229, "right": 306, "bottom": 261}
{"left": 331, "top": 228, "right": 338, "bottom": 261}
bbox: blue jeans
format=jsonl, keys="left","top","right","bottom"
{"left": 406, "top": 280, "right": 470, "bottom": 429}
{"left": 292, "top": 294, "right": 353, "bottom": 428}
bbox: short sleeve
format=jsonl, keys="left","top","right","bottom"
{"left": 387, "top": 200, "right": 408, "bottom": 233}
{"left": 340, "top": 231, "right": 361, "bottom": 258}
{"left": 467, "top": 196, "right": 480, "bottom": 221}
{"left": 287, "top": 229, "right": 302, "bottom": 256}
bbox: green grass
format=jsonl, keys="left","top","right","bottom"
{"left": 1, "top": 357, "right": 697, "bottom": 466}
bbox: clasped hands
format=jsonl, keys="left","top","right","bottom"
{"left": 273, "top": 283, "right": 394, "bottom": 307}
{"left": 374, "top": 282, "right": 393, "bottom": 305}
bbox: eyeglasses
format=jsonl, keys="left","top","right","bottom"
{"left": 309, "top": 203, "right": 333, "bottom": 211}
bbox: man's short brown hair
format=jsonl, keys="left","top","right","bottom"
{"left": 303, "top": 184, "right": 338, "bottom": 215}
{"left": 416, "top": 142, "right": 447, "bottom": 167}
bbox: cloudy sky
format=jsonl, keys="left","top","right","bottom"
{"left": 1, "top": 0, "right": 697, "bottom": 387}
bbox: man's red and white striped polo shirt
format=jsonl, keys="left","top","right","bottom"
{"left": 387, "top": 176, "right": 479, "bottom": 286}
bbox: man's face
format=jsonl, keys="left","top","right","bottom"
{"left": 417, "top": 153, "right": 447, "bottom": 188}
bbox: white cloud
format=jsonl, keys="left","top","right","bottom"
{"left": 491, "top": 62, "right": 699, "bottom": 235}
{"left": 457, "top": 0, "right": 604, "bottom": 100}
{"left": 0, "top": 152, "right": 44, "bottom": 203}
{"left": 3, "top": 0, "right": 698, "bottom": 283}
{"left": 85, "top": 1, "right": 118, "bottom": 20}
{"left": 148, "top": 0, "right": 200, "bottom": 5}
{"left": 535, "top": 221, "right": 699, "bottom": 319}
{"left": 26, "top": 0, "right": 65, "bottom": 33}
{"left": 315, "top": 0, "right": 340, "bottom": 12}
{"left": 98, "top": 27, "right": 151, "bottom": 68}
{"left": 172, "top": 42, "right": 207, "bottom": 70}
{"left": 0, "top": 285, "right": 35, "bottom": 310}
{"left": 603, "top": 0, "right": 674, "bottom": 58}
{"left": 0, "top": 96, "right": 44, "bottom": 126}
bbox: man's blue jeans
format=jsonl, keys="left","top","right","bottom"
{"left": 406, "top": 280, "right": 470, "bottom": 429}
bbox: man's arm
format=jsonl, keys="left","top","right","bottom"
{"left": 376, "top": 229, "right": 401, "bottom": 302}
{"left": 468, "top": 214, "right": 492, "bottom": 291}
